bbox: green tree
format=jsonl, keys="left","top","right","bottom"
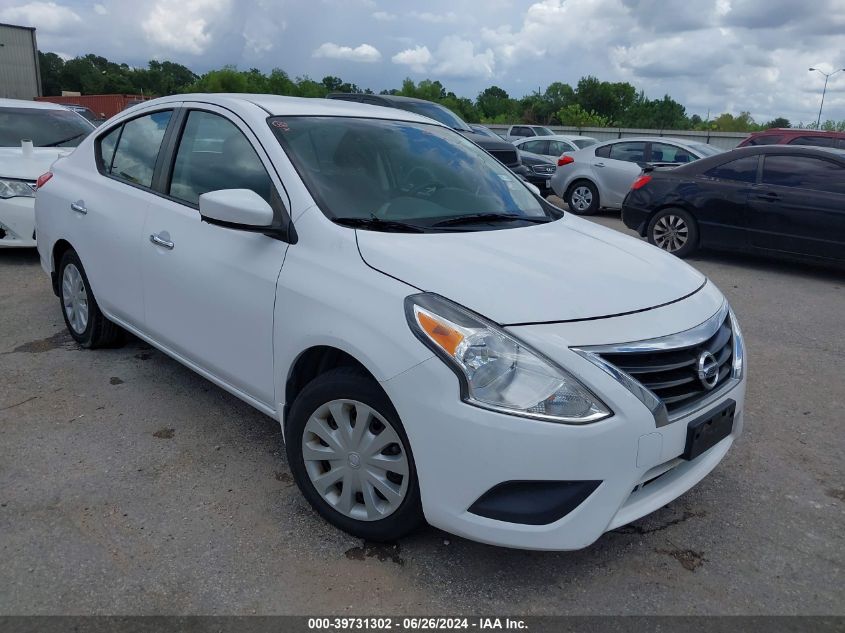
{"left": 477, "top": 85, "right": 515, "bottom": 120}
{"left": 763, "top": 117, "right": 790, "bottom": 129}
{"left": 557, "top": 104, "right": 610, "bottom": 129}
{"left": 38, "top": 51, "right": 65, "bottom": 96}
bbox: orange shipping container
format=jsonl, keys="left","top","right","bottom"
{"left": 34, "top": 94, "right": 151, "bottom": 119}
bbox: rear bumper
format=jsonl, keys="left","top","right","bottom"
{"left": 0, "top": 197, "right": 37, "bottom": 247}
{"left": 621, "top": 198, "right": 650, "bottom": 235}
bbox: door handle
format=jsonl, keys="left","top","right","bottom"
{"left": 70, "top": 201, "right": 87, "bottom": 214}
{"left": 149, "top": 233, "right": 174, "bottom": 250}
{"left": 594, "top": 162, "right": 605, "bottom": 168}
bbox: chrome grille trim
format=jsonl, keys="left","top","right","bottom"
{"left": 573, "top": 302, "right": 741, "bottom": 427}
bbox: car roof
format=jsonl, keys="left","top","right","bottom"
{"left": 128, "top": 93, "right": 439, "bottom": 126}
{"left": 749, "top": 128, "right": 845, "bottom": 137}
{"left": 593, "top": 136, "right": 695, "bottom": 146}
{"left": 672, "top": 144, "right": 845, "bottom": 174}
{"left": 0, "top": 98, "right": 68, "bottom": 110}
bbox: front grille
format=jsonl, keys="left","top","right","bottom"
{"left": 599, "top": 314, "right": 733, "bottom": 414}
{"left": 488, "top": 147, "right": 519, "bottom": 168}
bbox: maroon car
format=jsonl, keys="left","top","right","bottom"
{"left": 738, "top": 128, "right": 845, "bottom": 149}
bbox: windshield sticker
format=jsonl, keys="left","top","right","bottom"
{"left": 272, "top": 120, "right": 289, "bottom": 131}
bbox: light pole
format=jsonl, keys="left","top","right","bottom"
{"left": 809, "top": 66, "right": 845, "bottom": 128}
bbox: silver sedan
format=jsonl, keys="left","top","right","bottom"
{"left": 550, "top": 137, "right": 723, "bottom": 215}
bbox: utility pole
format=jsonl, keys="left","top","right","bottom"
{"left": 809, "top": 67, "right": 845, "bottom": 128}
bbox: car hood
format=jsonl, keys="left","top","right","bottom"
{"left": 356, "top": 214, "right": 706, "bottom": 324}
{"left": 457, "top": 130, "right": 516, "bottom": 153}
{"left": 0, "top": 147, "right": 73, "bottom": 180}
{"left": 518, "top": 150, "right": 555, "bottom": 166}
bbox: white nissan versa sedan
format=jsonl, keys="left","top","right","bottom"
{"left": 35, "top": 94, "right": 746, "bottom": 550}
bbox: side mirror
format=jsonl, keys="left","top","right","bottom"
{"left": 199, "top": 189, "right": 274, "bottom": 228}
{"left": 524, "top": 181, "right": 541, "bottom": 196}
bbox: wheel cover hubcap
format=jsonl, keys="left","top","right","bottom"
{"left": 61, "top": 263, "right": 89, "bottom": 334}
{"left": 302, "top": 399, "right": 409, "bottom": 521}
{"left": 653, "top": 214, "right": 689, "bottom": 252}
{"left": 571, "top": 186, "right": 593, "bottom": 211}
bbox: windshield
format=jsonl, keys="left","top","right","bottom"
{"left": 271, "top": 116, "right": 548, "bottom": 230}
{"left": 534, "top": 127, "right": 555, "bottom": 136}
{"left": 0, "top": 107, "right": 94, "bottom": 147}
{"left": 393, "top": 101, "right": 471, "bottom": 132}
{"left": 687, "top": 142, "right": 724, "bottom": 157}
{"left": 572, "top": 138, "right": 597, "bottom": 148}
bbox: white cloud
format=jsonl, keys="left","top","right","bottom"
{"left": 432, "top": 36, "right": 495, "bottom": 79}
{"left": 391, "top": 45, "right": 432, "bottom": 73}
{"left": 372, "top": 11, "right": 396, "bottom": 21}
{"left": 0, "top": 1, "right": 81, "bottom": 32}
{"left": 313, "top": 42, "right": 382, "bottom": 63}
{"left": 142, "top": 0, "right": 233, "bottom": 55}
{"left": 409, "top": 11, "right": 459, "bottom": 24}
{"left": 93, "top": 4, "right": 108, "bottom": 15}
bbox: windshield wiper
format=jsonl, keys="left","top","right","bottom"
{"left": 333, "top": 216, "right": 425, "bottom": 233}
{"left": 42, "top": 133, "right": 85, "bottom": 147}
{"left": 431, "top": 213, "right": 552, "bottom": 228}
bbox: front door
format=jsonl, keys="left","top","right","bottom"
{"left": 595, "top": 141, "right": 647, "bottom": 208}
{"left": 141, "top": 106, "right": 290, "bottom": 407}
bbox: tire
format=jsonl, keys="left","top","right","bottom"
{"left": 286, "top": 367, "right": 424, "bottom": 542}
{"left": 566, "top": 180, "right": 600, "bottom": 215}
{"left": 647, "top": 207, "right": 699, "bottom": 258}
{"left": 58, "top": 249, "right": 123, "bottom": 348}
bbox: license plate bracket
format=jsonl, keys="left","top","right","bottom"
{"left": 682, "top": 399, "right": 735, "bottom": 460}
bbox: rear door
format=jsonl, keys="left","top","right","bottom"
{"left": 696, "top": 154, "right": 759, "bottom": 250}
{"left": 140, "top": 105, "right": 290, "bottom": 407}
{"left": 747, "top": 154, "right": 845, "bottom": 261}
{"left": 595, "top": 141, "right": 647, "bottom": 207}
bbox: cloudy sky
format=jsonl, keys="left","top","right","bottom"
{"left": 2, "top": 0, "right": 844, "bottom": 124}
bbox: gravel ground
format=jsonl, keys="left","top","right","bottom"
{"left": 1, "top": 212, "right": 843, "bottom": 615}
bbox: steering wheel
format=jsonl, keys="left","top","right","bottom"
{"left": 403, "top": 167, "right": 443, "bottom": 196}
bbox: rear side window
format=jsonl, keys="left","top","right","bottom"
{"left": 609, "top": 141, "right": 646, "bottom": 163}
{"left": 549, "top": 140, "right": 574, "bottom": 155}
{"left": 168, "top": 110, "right": 273, "bottom": 206}
{"left": 98, "top": 125, "right": 121, "bottom": 173}
{"left": 594, "top": 144, "right": 611, "bottom": 158}
{"left": 107, "top": 111, "right": 172, "bottom": 188}
{"left": 521, "top": 140, "right": 546, "bottom": 154}
{"left": 762, "top": 155, "right": 845, "bottom": 194}
{"left": 705, "top": 155, "right": 759, "bottom": 183}
{"left": 787, "top": 135, "right": 836, "bottom": 148}
{"left": 746, "top": 135, "right": 782, "bottom": 146}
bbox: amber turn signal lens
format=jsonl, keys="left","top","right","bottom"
{"left": 416, "top": 311, "right": 464, "bottom": 355}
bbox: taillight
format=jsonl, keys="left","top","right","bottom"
{"left": 557, "top": 155, "right": 574, "bottom": 167}
{"left": 631, "top": 174, "right": 652, "bottom": 190}
{"left": 36, "top": 172, "right": 53, "bottom": 189}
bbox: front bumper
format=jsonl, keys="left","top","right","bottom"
{"left": 0, "top": 197, "right": 37, "bottom": 247}
{"left": 382, "top": 290, "right": 746, "bottom": 550}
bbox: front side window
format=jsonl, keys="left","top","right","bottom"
{"left": 650, "top": 143, "right": 693, "bottom": 163}
{"left": 108, "top": 111, "right": 172, "bottom": 188}
{"left": 705, "top": 155, "right": 759, "bottom": 183}
{"left": 0, "top": 107, "right": 94, "bottom": 147}
{"left": 98, "top": 125, "right": 121, "bottom": 173}
{"left": 169, "top": 110, "right": 273, "bottom": 206}
{"left": 609, "top": 142, "right": 646, "bottom": 163}
{"left": 762, "top": 155, "right": 845, "bottom": 194}
{"left": 271, "top": 117, "right": 547, "bottom": 230}
{"left": 787, "top": 135, "right": 836, "bottom": 148}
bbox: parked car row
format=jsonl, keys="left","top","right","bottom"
{"left": 26, "top": 93, "right": 747, "bottom": 550}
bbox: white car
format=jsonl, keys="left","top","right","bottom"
{"left": 551, "top": 137, "right": 723, "bottom": 215}
{"left": 0, "top": 98, "right": 94, "bottom": 247}
{"left": 504, "top": 124, "right": 555, "bottom": 141}
{"left": 513, "top": 134, "right": 598, "bottom": 157}
{"left": 35, "top": 94, "right": 746, "bottom": 550}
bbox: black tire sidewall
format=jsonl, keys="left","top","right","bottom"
{"left": 567, "top": 180, "right": 600, "bottom": 215}
{"left": 647, "top": 208, "right": 699, "bottom": 258}
{"left": 58, "top": 250, "right": 97, "bottom": 347}
{"left": 285, "top": 368, "right": 424, "bottom": 542}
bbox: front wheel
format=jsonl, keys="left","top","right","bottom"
{"left": 58, "top": 249, "right": 123, "bottom": 348}
{"left": 647, "top": 208, "right": 699, "bottom": 258}
{"left": 567, "top": 181, "right": 600, "bottom": 215}
{"left": 286, "top": 367, "right": 424, "bottom": 541}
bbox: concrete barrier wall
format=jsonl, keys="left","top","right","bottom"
{"left": 484, "top": 125, "right": 750, "bottom": 150}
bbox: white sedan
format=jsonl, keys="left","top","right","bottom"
{"left": 35, "top": 94, "right": 746, "bottom": 550}
{"left": 0, "top": 98, "right": 94, "bottom": 247}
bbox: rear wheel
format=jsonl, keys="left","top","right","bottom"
{"left": 58, "top": 249, "right": 123, "bottom": 348}
{"left": 286, "top": 367, "right": 424, "bottom": 541}
{"left": 567, "top": 180, "right": 600, "bottom": 215}
{"left": 647, "top": 208, "right": 699, "bottom": 258}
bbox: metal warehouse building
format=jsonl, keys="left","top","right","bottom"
{"left": 0, "top": 23, "right": 41, "bottom": 100}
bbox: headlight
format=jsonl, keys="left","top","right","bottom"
{"left": 729, "top": 307, "right": 744, "bottom": 379}
{"left": 405, "top": 293, "right": 612, "bottom": 424}
{"left": 531, "top": 164, "right": 556, "bottom": 175}
{"left": 0, "top": 178, "right": 36, "bottom": 199}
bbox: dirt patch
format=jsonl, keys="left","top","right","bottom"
{"left": 345, "top": 542, "right": 404, "bottom": 566}
{"left": 109, "top": 377, "right": 124, "bottom": 385}
{"left": 660, "top": 548, "right": 707, "bottom": 572}
{"left": 274, "top": 471, "right": 293, "bottom": 485}
{"left": 826, "top": 488, "right": 845, "bottom": 502}
{"left": 6, "top": 330, "right": 76, "bottom": 354}
{"left": 152, "top": 428, "right": 175, "bottom": 439}
{"left": 613, "top": 509, "right": 706, "bottom": 536}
